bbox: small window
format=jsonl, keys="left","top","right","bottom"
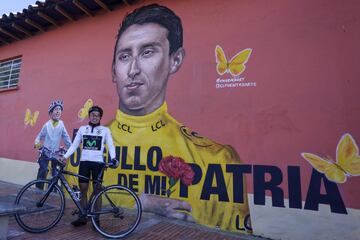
{"left": 0, "top": 57, "right": 22, "bottom": 91}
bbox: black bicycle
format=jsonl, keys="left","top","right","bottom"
{"left": 14, "top": 147, "right": 142, "bottom": 239}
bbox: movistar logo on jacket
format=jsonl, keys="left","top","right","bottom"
{"left": 86, "top": 140, "right": 96, "bottom": 147}
{"left": 83, "top": 135, "right": 102, "bottom": 150}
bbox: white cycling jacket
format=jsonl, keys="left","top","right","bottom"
{"left": 63, "top": 124, "right": 115, "bottom": 163}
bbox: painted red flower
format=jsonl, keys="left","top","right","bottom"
{"left": 159, "top": 156, "right": 195, "bottom": 197}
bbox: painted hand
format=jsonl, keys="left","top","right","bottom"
{"left": 140, "top": 194, "right": 195, "bottom": 222}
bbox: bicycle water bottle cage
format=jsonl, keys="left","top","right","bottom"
{"left": 72, "top": 186, "right": 81, "bottom": 201}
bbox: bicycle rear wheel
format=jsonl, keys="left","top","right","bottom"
{"left": 14, "top": 179, "right": 65, "bottom": 233}
{"left": 90, "top": 185, "right": 142, "bottom": 238}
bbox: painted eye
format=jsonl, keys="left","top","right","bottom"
{"left": 118, "top": 53, "right": 130, "bottom": 61}
{"left": 142, "top": 49, "right": 154, "bottom": 57}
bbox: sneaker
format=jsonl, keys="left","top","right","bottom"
{"left": 71, "top": 217, "right": 87, "bottom": 227}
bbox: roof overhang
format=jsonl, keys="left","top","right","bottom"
{"left": 0, "top": 0, "right": 137, "bottom": 47}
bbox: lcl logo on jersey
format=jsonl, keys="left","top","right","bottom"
{"left": 118, "top": 123, "right": 133, "bottom": 133}
{"left": 151, "top": 120, "right": 166, "bottom": 132}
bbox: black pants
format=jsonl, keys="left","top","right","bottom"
{"left": 78, "top": 161, "right": 104, "bottom": 183}
{"left": 36, "top": 154, "right": 57, "bottom": 189}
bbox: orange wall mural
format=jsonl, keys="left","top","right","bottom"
{"left": 0, "top": 0, "right": 359, "bottom": 239}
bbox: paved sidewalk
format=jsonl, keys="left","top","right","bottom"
{"left": 0, "top": 180, "right": 267, "bottom": 240}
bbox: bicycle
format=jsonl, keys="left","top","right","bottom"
{"left": 35, "top": 146, "right": 64, "bottom": 189}
{"left": 14, "top": 148, "right": 142, "bottom": 239}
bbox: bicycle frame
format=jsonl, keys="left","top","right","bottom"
{"left": 44, "top": 161, "right": 106, "bottom": 217}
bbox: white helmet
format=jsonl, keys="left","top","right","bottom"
{"left": 48, "top": 100, "right": 63, "bottom": 113}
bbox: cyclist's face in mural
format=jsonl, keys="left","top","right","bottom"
{"left": 113, "top": 23, "right": 182, "bottom": 116}
{"left": 50, "top": 106, "right": 62, "bottom": 121}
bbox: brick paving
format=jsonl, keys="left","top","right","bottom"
{"left": 0, "top": 180, "right": 266, "bottom": 240}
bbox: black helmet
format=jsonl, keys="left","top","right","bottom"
{"left": 88, "top": 106, "right": 103, "bottom": 118}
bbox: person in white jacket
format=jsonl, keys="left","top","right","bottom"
{"left": 34, "top": 100, "right": 72, "bottom": 189}
{"left": 62, "top": 105, "right": 118, "bottom": 227}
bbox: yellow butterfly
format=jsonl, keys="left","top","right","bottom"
{"left": 78, "top": 98, "right": 93, "bottom": 121}
{"left": 215, "top": 45, "right": 252, "bottom": 76}
{"left": 301, "top": 133, "right": 360, "bottom": 183}
{"left": 24, "top": 108, "right": 39, "bottom": 127}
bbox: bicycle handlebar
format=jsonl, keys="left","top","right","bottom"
{"left": 37, "top": 146, "right": 66, "bottom": 168}
{"left": 38, "top": 146, "right": 66, "bottom": 157}
{"left": 58, "top": 158, "right": 114, "bottom": 170}
{"left": 38, "top": 146, "right": 118, "bottom": 169}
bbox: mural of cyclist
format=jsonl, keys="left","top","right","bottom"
{"left": 108, "top": 4, "right": 252, "bottom": 233}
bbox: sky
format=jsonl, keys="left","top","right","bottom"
{"left": 0, "top": 0, "right": 37, "bottom": 15}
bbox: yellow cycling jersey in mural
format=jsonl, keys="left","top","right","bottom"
{"left": 66, "top": 102, "right": 251, "bottom": 233}
{"left": 110, "top": 102, "right": 251, "bottom": 233}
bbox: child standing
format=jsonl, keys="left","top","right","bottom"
{"left": 34, "top": 100, "right": 72, "bottom": 189}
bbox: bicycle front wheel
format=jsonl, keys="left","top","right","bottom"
{"left": 15, "top": 179, "right": 65, "bottom": 233}
{"left": 90, "top": 185, "right": 142, "bottom": 239}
